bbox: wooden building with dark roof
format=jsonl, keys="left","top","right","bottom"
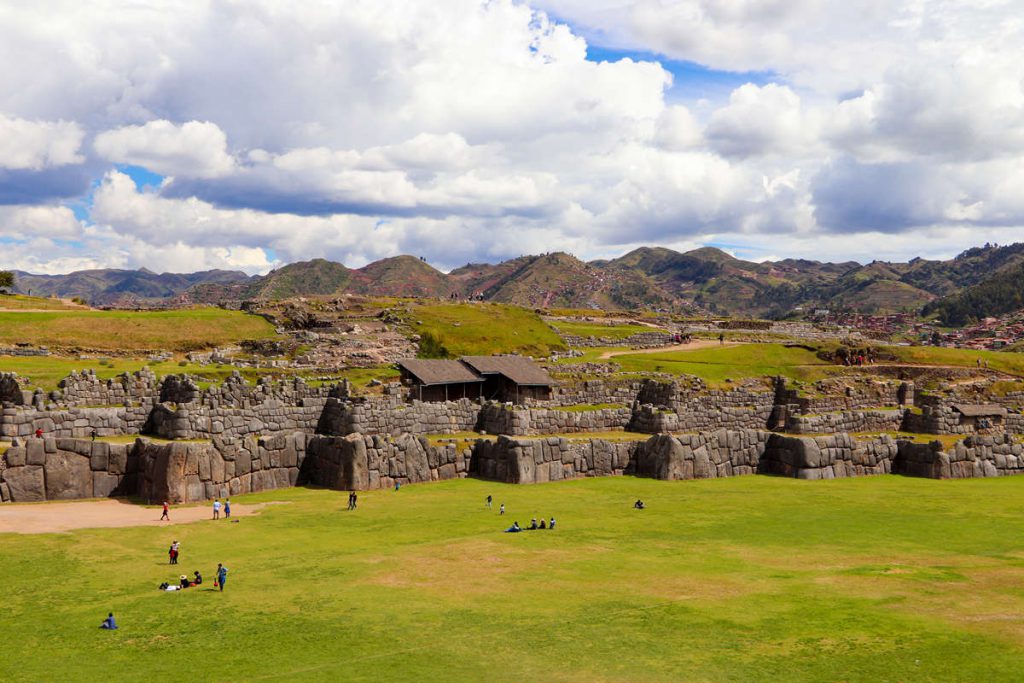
{"left": 398, "top": 359, "right": 484, "bottom": 402}
{"left": 460, "top": 355, "right": 556, "bottom": 402}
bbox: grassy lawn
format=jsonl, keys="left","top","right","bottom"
{"left": 411, "top": 303, "right": 565, "bottom": 357}
{"left": 550, "top": 320, "right": 664, "bottom": 340}
{"left": 885, "top": 345, "right": 1024, "bottom": 376}
{"left": 3, "top": 476, "right": 1024, "bottom": 680}
{"left": 612, "top": 343, "right": 837, "bottom": 385}
{"left": 0, "top": 294, "right": 84, "bottom": 311}
{"left": 0, "top": 308, "right": 277, "bottom": 352}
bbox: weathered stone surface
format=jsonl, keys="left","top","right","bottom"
{"left": 43, "top": 451, "right": 92, "bottom": 499}
{"left": 2, "top": 465, "right": 45, "bottom": 502}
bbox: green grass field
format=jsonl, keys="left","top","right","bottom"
{"left": 885, "top": 345, "right": 1024, "bottom": 376}
{"left": 0, "top": 294, "right": 84, "bottom": 311}
{"left": 3, "top": 476, "right": 1024, "bottom": 681}
{"left": 550, "top": 320, "right": 665, "bottom": 340}
{"left": 411, "top": 303, "right": 565, "bottom": 357}
{"left": 0, "top": 308, "right": 277, "bottom": 352}
{"left": 612, "top": 343, "right": 836, "bottom": 385}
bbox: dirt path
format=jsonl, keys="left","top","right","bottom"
{"left": 0, "top": 498, "right": 278, "bottom": 534}
{"left": 598, "top": 340, "right": 744, "bottom": 359}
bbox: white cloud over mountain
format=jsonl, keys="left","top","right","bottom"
{"left": 0, "top": 0, "right": 1022, "bottom": 274}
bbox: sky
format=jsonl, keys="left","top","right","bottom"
{"left": 1, "top": 0, "right": 1023, "bottom": 275}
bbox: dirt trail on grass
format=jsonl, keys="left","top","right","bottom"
{"left": 0, "top": 498, "right": 277, "bottom": 534}
{"left": 599, "top": 340, "right": 744, "bottom": 359}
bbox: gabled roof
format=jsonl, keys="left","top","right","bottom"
{"left": 952, "top": 404, "right": 1007, "bottom": 417}
{"left": 461, "top": 355, "right": 555, "bottom": 386}
{"left": 398, "top": 359, "right": 483, "bottom": 386}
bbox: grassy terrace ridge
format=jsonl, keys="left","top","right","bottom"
{"left": 411, "top": 302, "right": 565, "bottom": 358}
{"left": 4, "top": 477, "right": 1024, "bottom": 680}
{"left": 884, "top": 345, "right": 1024, "bottom": 376}
{"left": 611, "top": 343, "right": 836, "bottom": 385}
{"left": 549, "top": 320, "right": 665, "bottom": 340}
{"left": 0, "top": 355, "right": 402, "bottom": 393}
{"left": 0, "top": 307, "right": 277, "bottom": 352}
{"left": 0, "top": 294, "right": 86, "bottom": 311}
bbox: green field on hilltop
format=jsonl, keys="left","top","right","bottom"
{"left": 3, "top": 476, "right": 1024, "bottom": 681}
{"left": 0, "top": 308, "right": 277, "bottom": 352}
{"left": 612, "top": 343, "right": 836, "bottom": 385}
{"left": 550, "top": 320, "right": 665, "bottom": 340}
{"left": 411, "top": 303, "right": 565, "bottom": 357}
{"left": 0, "top": 294, "right": 85, "bottom": 311}
{"left": 884, "top": 345, "right": 1024, "bottom": 376}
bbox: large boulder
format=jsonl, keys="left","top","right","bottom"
{"left": 2, "top": 465, "right": 45, "bottom": 502}
{"left": 44, "top": 450, "right": 93, "bottom": 499}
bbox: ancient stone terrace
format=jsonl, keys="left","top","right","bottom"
{"left": 2, "top": 368, "right": 1024, "bottom": 505}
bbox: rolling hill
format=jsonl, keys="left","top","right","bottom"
{"left": 10, "top": 241, "right": 1024, "bottom": 320}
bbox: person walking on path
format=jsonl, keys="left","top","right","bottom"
{"left": 486, "top": 494, "right": 492, "bottom": 509}
{"left": 213, "top": 499, "right": 221, "bottom": 520}
{"left": 224, "top": 499, "right": 231, "bottom": 519}
{"left": 160, "top": 501, "right": 170, "bottom": 521}
{"left": 216, "top": 563, "right": 228, "bottom": 592}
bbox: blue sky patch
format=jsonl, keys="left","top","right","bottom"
{"left": 118, "top": 165, "right": 165, "bottom": 191}
{"left": 585, "top": 45, "right": 778, "bottom": 102}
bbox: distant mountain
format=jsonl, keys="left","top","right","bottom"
{"left": 12, "top": 268, "right": 251, "bottom": 306}
{"left": 247, "top": 259, "right": 352, "bottom": 299}
{"left": 11, "top": 242, "right": 1024, "bottom": 320}
{"left": 923, "top": 257, "right": 1024, "bottom": 325}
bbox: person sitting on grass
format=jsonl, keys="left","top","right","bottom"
{"left": 529, "top": 518, "right": 538, "bottom": 530}
{"left": 193, "top": 570, "right": 203, "bottom": 586}
{"left": 100, "top": 612, "right": 117, "bottom": 630}
{"left": 505, "top": 521, "right": 521, "bottom": 533}
{"left": 634, "top": 499, "right": 645, "bottom": 510}
{"left": 179, "top": 575, "right": 190, "bottom": 589}
{"left": 549, "top": 517, "right": 556, "bottom": 529}
{"left": 539, "top": 518, "right": 546, "bottom": 529}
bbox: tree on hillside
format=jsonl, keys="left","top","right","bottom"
{"left": 0, "top": 270, "right": 14, "bottom": 291}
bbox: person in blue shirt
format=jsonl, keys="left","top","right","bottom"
{"left": 100, "top": 613, "right": 117, "bottom": 630}
{"left": 224, "top": 499, "right": 231, "bottom": 518}
{"left": 217, "top": 563, "right": 228, "bottom": 592}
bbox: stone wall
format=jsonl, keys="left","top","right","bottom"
{"left": 56, "top": 368, "right": 161, "bottom": 407}
{"left": 759, "top": 433, "right": 897, "bottom": 479}
{"left": 304, "top": 433, "right": 469, "bottom": 490}
{"left": 316, "top": 396, "right": 480, "bottom": 437}
{"left": 546, "top": 377, "right": 643, "bottom": 407}
{"left": 1, "top": 405, "right": 152, "bottom": 439}
{"left": 559, "top": 331, "right": 675, "bottom": 349}
{"left": 469, "top": 435, "right": 633, "bottom": 484}
{"left": 137, "top": 432, "right": 308, "bottom": 503}
{"left": 1, "top": 437, "right": 136, "bottom": 502}
{"left": 783, "top": 409, "right": 906, "bottom": 435}
{"left": 630, "top": 430, "right": 767, "bottom": 480}
{"left": 477, "top": 403, "right": 633, "bottom": 436}
{"left": 893, "top": 434, "right": 1024, "bottom": 479}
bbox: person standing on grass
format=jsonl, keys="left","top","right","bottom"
{"left": 499, "top": 503, "right": 505, "bottom": 515}
{"left": 168, "top": 543, "right": 175, "bottom": 565}
{"left": 213, "top": 499, "right": 221, "bottom": 520}
{"left": 224, "top": 499, "right": 231, "bottom": 518}
{"left": 160, "top": 501, "right": 170, "bottom": 521}
{"left": 216, "top": 563, "right": 228, "bottom": 592}
{"left": 486, "top": 494, "right": 492, "bottom": 509}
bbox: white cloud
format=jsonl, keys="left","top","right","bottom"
{"left": 1, "top": 0, "right": 1024, "bottom": 272}
{"left": 0, "top": 112, "right": 84, "bottom": 170}
{"left": 94, "top": 120, "right": 235, "bottom": 178}
{"left": 0, "top": 204, "right": 81, "bottom": 239}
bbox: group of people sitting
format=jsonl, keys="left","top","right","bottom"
{"left": 505, "top": 517, "right": 555, "bottom": 533}
{"left": 159, "top": 571, "right": 202, "bottom": 591}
